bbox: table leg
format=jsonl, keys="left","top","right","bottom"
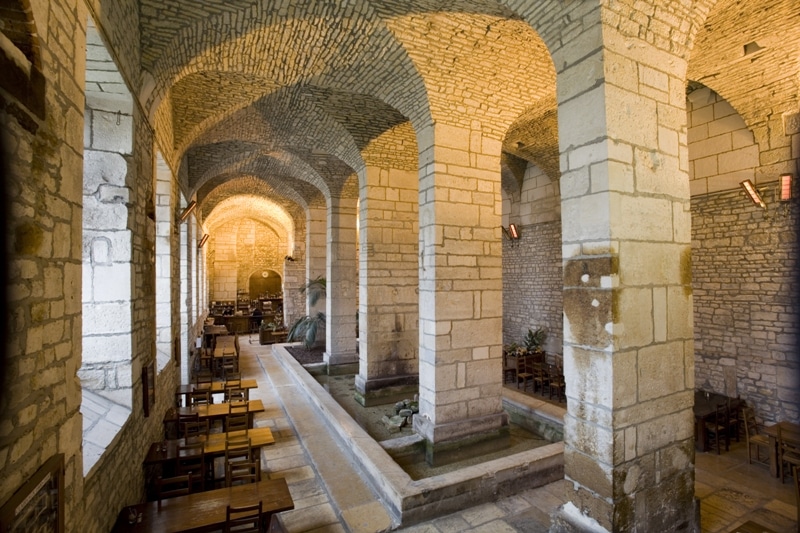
{"left": 696, "top": 416, "right": 708, "bottom": 453}
{"left": 768, "top": 435, "right": 778, "bottom": 477}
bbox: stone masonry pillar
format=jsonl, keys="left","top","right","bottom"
{"left": 324, "top": 195, "right": 358, "bottom": 367}
{"left": 550, "top": 8, "right": 696, "bottom": 533}
{"left": 355, "top": 164, "right": 419, "bottom": 406}
{"left": 412, "top": 122, "right": 505, "bottom": 463}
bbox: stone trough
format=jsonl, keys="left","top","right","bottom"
{"left": 273, "top": 344, "right": 566, "bottom": 529}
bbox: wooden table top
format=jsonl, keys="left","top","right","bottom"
{"left": 175, "top": 379, "right": 258, "bottom": 396}
{"left": 763, "top": 420, "right": 800, "bottom": 438}
{"left": 174, "top": 399, "right": 264, "bottom": 421}
{"left": 112, "top": 478, "right": 293, "bottom": 532}
{"left": 214, "top": 336, "right": 238, "bottom": 358}
{"left": 693, "top": 390, "right": 741, "bottom": 419}
{"left": 203, "top": 325, "right": 229, "bottom": 336}
{"left": 144, "top": 427, "right": 275, "bottom": 465}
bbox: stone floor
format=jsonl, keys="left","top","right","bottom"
{"left": 234, "top": 337, "right": 798, "bottom": 532}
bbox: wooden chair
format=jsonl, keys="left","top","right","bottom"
{"left": 704, "top": 403, "right": 730, "bottom": 454}
{"left": 226, "top": 460, "right": 260, "bottom": 487}
{"left": 792, "top": 464, "right": 800, "bottom": 530}
{"left": 548, "top": 364, "right": 566, "bottom": 402}
{"left": 502, "top": 351, "right": 517, "bottom": 384}
{"left": 532, "top": 363, "right": 548, "bottom": 395}
{"left": 183, "top": 419, "right": 210, "bottom": 443}
{"left": 221, "top": 354, "right": 239, "bottom": 378}
{"left": 777, "top": 425, "right": 800, "bottom": 483}
{"left": 176, "top": 442, "right": 207, "bottom": 492}
{"left": 156, "top": 474, "right": 191, "bottom": 508}
{"left": 742, "top": 407, "right": 769, "bottom": 465}
{"left": 225, "top": 371, "right": 242, "bottom": 389}
{"left": 226, "top": 412, "right": 250, "bottom": 433}
{"left": 225, "top": 386, "right": 248, "bottom": 403}
{"left": 177, "top": 412, "right": 200, "bottom": 439}
{"left": 225, "top": 501, "right": 262, "bottom": 533}
{"left": 188, "top": 390, "right": 212, "bottom": 407}
{"left": 516, "top": 354, "right": 533, "bottom": 391}
{"left": 727, "top": 397, "right": 742, "bottom": 443}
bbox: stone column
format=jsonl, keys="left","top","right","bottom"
{"left": 324, "top": 195, "right": 358, "bottom": 367}
{"left": 550, "top": 8, "right": 696, "bottom": 533}
{"left": 412, "top": 122, "right": 505, "bottom": 464}
{"left": 305, "top": 204, "right": 327, "bottom": 316}
{"left": 355, "top": 164, "right": 419, "bottom": 406}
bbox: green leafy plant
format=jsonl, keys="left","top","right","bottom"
{"left": 301, "top": 276, "right": 326, "bottom": 306}
{"left": 287, "top": 311, "right": 326, "bottom": 349}
{"left": 524, "top": 327, "right": 546, "bottom": 353}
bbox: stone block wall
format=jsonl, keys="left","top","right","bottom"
{"left": 691, "top": 188, "right": 799, "bottom": 423}
{"left": 502, "top": 220, "right": 563, "bottom": 353}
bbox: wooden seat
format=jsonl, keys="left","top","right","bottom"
{"left": 742, "top": 407, "right": 769, "bottom": 465}
{"left": 189, "top": 390, "right": 212, "bottom": 407}
{"left": 176, "top": 442, "right": 207, "bottom": 492}
{"left": 225, "top": 501, "right": 262, "bottom": 533}
{"left": 225, "top": 386, "right": 248, "bottom": 403}
{"left": 704, "top": 403, "right": 730, "bottom": 454}
{"left": 515, "top": 354, "right": 533, "bottom": 391}
{"left": 183, "top": 419, "right": 210, "bottom": 443}
{"left": 156, "top": 474, "right": 192, "bottom": 508}
{"left": 532, "top": 363, "right": 548, "bottom": 395}
{"left": 502, "top": 350, "right": 517, "bottom": 384}
{"left": 226, "top": 412, "right": 250, "bottom": 433}
{"left": 226, "top": 460, "right": 260, "bottom": 487}
{"left": 177, "top": 412, "right": 200, "bottom": 439}
{"left": 777, "top": 425, "right": 800, "bottom": 483}
{"left": 548, "top": 364, "right": 565, "bottom": 402}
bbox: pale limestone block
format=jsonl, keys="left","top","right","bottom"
{"left": 451, "top": 318, "right": 500, "bottom": 349}
{"left": 600, "top": 160, "right": 635, "bottom": 193}
{"left": 624, "top": 426, "right": 637, "bottom": 462}
{"left": 667, "top": 287, "right": 692, "bottom": 340}
{"left": 562, "top": 194, "right": 611, "bottom": 243}
{"left": 43, "top": 320, "right": 65, "bottom": 346}
{"left": 706, "top": 170, "right": 753, "bottom": 193}
{"left": 554, "top": 24, "right": 603, "bottom": 89}
{"left": 82, "top": 302, "right": 131, "bottom": 335}
{"left": 560, "top": 168, "right": 591, "bottom": 199}
{"left": 708, "top": 113, "right": 748, "bottom": 137}
{"left": 690, "top": 103, "right": 714, "bottom": 127}
{"left": 83, "top": 150, "right": 128, "bottom": 192}
{"left": 718, "top": 144, "right": 759, "bottom": 174}
{"left": 564, "top": 414, "right": 614, "bottom": 464}
{"left": 614, "top": 195, "right": 673, "bottom": 242}
{"left": 638, "top": 342, "right": 685, "bottom": 402}
{"left": 687, "top": 123, "right": 708, "bottom": 145}
{"left": 615, "top": 287, "right": 653, "bottom": 349}
{"left": 92, "top": 111, "right": 133, "bottom": 153}
{"left": 606, "top": 86, "right": 658, "bottom": 148}
{"left": 731, "top": 127, "right": 757, "bottom": 150}
{"left": 565, "top": 348, "right": 614, "bottom": 410}
{"left": 618, "top": 241, "right": 681, "bottom": 286}
{"left": 637, "top": 410, "right": 694, "bottom": 456}
{"left": 559, "top": 86, "right": 608, "bottom": 151}
{"left": 434, "top": 123, "right": 470, "bottom": 151}
{"left": 713, "top": 99, "right": 736, "bottom": 119}
{"left": 693, "top": 155, "right": 717, "bottom": 178}
{"left": 689, "top": 178, "right": 708, "bottom": 197}
{"left": 658, "top": 126, "right": 679, "bottom": 156}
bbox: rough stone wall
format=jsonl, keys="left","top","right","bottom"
{"left": 502, "top": 220, "right": 563, "bottom": 354}
{"left": 691, "top": 189, "right": 799, "bottom": 423}
{"left": 0, "top": 0, "right": 87, "bottom": 524}
{"left": 210, "top": 219, "right": 284, "bottom": 302}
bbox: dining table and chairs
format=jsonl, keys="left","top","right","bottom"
{"left": 112, "top": 478, "right": 294, "bottom": 532}
{"left": 175, "top": 378, "right": 258, "bottom": 407}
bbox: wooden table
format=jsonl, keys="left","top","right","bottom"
{"left": 214, "top": 336, "right": 238, "bottom": 358}
{"left": 164, "top": 400, "right": 265, "bottom": 438}
{"left": 144, "top": 427, "right": 275, "bottom": 466}
{"left": 175, "top": 379, "right": 258, "bottom": 407}
{"left": 693, "top": 390, "right": 741, "bottom": 452}
{"left": 762, "top": 420, "right": 800, "bottom": 477}
{"left": 112, "top": 478, "right": 294, "bottom": 532}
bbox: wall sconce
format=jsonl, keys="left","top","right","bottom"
{"left": 780, "top": 174, "right": 792, "bottom": 202}
{"left": 197, "top": 234, "right": 209, "bottom": 248}
{"left": 178, "top": 201, "right": 196, "bottom": 223}
{"left": 284, "top": 255, "right": 295, "bottom": 262}
{"left": 501, "top": 224, "right": 521, "bottom": 247}
{"left": 740, "top": 180, "right": 766, "bottom": 209}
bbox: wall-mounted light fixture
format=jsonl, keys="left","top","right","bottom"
{"left": 740, "top": 179, "right": 766, "bottom": 209}
{"left": 780, "top": 174, "right": 792, "bottom": 202}
{"left": 285, "top": 255, "right": 295, "bottom": 262}
{"left": 197, "top": 234, "right": 209, "bottom": 248}
{"left": 178, "top": 200, "right": 197, "bottom": 223}
{"left": 501, "top": 224, "right": 521, "bottom": 247}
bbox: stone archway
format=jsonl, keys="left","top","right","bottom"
{"left": 248, "top": 269, "right": 281, "bottom": 300}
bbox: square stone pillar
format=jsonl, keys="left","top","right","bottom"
{"left": 550, "top": 8, "right": 696, "bottom": 533}
{"left": 355, "top": 165, "right": 420, "bottom": 405}
{"left": 412, "top": 122, "right": 506, "bottom": 463}
{"left": 324, "top": 195, "right": 358, "bottom": 367}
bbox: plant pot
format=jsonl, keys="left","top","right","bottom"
{"left": 259, "top": 329, "right": 271, "bottom": 345}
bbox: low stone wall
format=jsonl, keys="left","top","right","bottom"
{"left": 274, "top": 344, "right": 565, "bottom": 528}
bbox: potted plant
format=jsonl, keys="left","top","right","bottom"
{"left": 287, "top": 311, "right": 326, "bottom": 349}
{"left": 524, "top": 327, "right": 547, "bottom": 354}
{"left": 258, "top": 320, "right": 271, "bottom": 345}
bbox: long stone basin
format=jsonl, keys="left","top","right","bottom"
{"left": 273, "top": 344, "right": 565, "bottom": 528}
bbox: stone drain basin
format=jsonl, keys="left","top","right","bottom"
{"left": 274, "top": 345, "right": 566, "bottom": 528}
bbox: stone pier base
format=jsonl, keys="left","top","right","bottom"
{"left": 354, "top": 374, "right": 419, "bottom": 407}
{"left": 413, "top": 412, "right": 509, "bottom": 467}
